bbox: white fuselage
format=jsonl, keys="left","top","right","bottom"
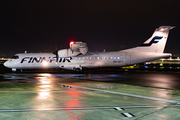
{"left": 4, "top": 51, "right": 171, "bottom": 70}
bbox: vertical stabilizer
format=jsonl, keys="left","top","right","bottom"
{"left": 122, "top": 26, "right": 175, "bottom": 53}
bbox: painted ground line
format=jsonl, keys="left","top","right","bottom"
{"left": 121, "top": 113, "right": 135, "bottom": 117}
{"left": 0, "top": 105, "right": 179, "bottom": 112}
{"left": 63, "top": 85, "right": 180, "bottom": 104}
{"left": 0, "top": 91, "right": 104, "bottom": 93}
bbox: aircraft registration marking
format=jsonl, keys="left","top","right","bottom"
{"left": 113, "top": 61, "right": 123, "bottom": 63}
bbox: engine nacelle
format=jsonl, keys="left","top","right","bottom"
{"left": 57, "top": 42, "right": 88, "bottom": 57}
{"left": 70, "top": 42, "right": 88, "bottom": 55}
{"left": 57, "top": 49, "right": 80, "bottom": 57}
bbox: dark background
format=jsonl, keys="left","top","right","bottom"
{"left": 0, "top": 0, "right": 180, "bottom": 57}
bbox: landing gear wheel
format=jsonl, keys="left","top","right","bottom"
{"left": 75, "top": 68, "right": 84, "bottom": 73}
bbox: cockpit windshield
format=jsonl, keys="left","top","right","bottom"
{"left": 11, "top": 55, "right": 19, "bottom": 59}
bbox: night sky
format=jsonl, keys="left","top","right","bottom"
{"left": 0, "top": 0, "right": 180, "bottom": 57}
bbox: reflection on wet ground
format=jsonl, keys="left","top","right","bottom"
{"left": 0, "top": 72, "right": 180, "bottom": 119}
{"left": 2, "top": 71, "right": 180, "bottom": 90}
{"left": 73, "top": 72, "right": 180, "bottom": 90}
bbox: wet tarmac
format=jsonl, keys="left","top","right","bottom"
{"left": 81, "top": 71, "right": 180, "bottom": 90}
{"left": 0, "top": 72, "right": 180, "bottom": 119}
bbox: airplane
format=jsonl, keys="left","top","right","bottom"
{"left": 4, "top": 26, "right": 175, "bottom": 72}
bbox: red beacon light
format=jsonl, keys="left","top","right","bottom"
{"left": 70, "top": 41, "right": 74, "bottom": 50}
{"left": 70, "top": 41, "right": 74, "bottom": 44}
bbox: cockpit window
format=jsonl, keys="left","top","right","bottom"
{"left": 11, "top": 55, "right": 19, "bottom": 59}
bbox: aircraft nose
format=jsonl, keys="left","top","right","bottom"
{"left": 4, "top": 61, "right": 10, "bottom": 68}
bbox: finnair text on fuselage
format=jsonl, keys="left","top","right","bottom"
{"left": 20, "top": 57, "right": 71, "bottom": 63}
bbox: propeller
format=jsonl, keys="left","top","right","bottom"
{"left": 53, "top": 51, "right": 59, "bottom": 63}
{"left": 53, "top": 39, "right": 59, "bottom": 63}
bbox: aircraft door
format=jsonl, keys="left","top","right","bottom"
{"left": 125, "top": 53, "right": 131, "bottom": 65}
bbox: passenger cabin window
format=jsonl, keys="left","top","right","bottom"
{"left": 11, "top": 55, "right": 19, "bottom": 59}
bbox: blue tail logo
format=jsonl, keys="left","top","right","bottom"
{"left": 139, "top": 36, "right": 163, "bottom": 47}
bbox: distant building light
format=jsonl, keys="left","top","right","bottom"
{"left": 0, "top": 58, "right": 10, "bottom": 60}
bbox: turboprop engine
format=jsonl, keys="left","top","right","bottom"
{"left": 55, "top": 42, "right": 88, "bottom": 57}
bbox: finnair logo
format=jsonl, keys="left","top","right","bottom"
{"left": 20, "top": 57, "right": 71, "bottom": 63}
{"left": 139, "top": 36, "right": 163, "bottom": 47}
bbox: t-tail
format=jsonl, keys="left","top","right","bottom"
{"left": 122, "top": 26, "right": 175, "bottom": 53}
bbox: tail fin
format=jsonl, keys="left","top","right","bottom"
{"left": 122, "top": 26, "right": 175, "bottom": 53}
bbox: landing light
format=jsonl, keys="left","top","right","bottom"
{"left": 42, "top": 61, "right": 48, "bottom": 66}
